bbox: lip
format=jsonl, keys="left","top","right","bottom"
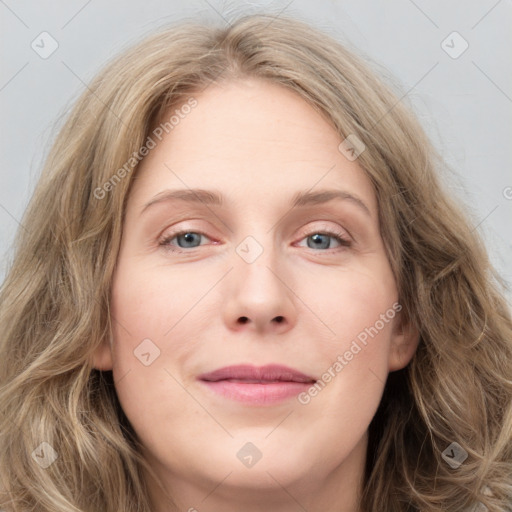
{"left": 197, "top": 364, "right": 316, "bottom": 406}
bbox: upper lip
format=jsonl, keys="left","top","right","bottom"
{"left": 198, "top": 364, "right": 316, "bottom": 383}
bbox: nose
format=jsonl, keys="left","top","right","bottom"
{"left": 221, "top": 241, "right": 297, "bottom": 335}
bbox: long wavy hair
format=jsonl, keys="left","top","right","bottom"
{"left": 1, "top": 12, "right": 511, "bottom": 512}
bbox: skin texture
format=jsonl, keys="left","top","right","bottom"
{"left": 93, "top": 77, "right": 419, "bottom": 512}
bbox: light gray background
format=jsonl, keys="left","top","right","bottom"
{"left": 1, "top": 0, "right": 511, "bottom": 299}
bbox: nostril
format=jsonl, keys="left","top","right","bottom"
{"left": 274, "top": 316, "right": 284, "bottom": 323}
{"left": 238, "top": 316, "right": 249, "bottom": 324}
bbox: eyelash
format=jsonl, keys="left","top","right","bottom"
{"left": 158, "top": 228, "right": 352, "bottom": 254}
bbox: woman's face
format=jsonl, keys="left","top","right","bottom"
{"left": 94, "top": 78, "right": 418, "bottom": 510}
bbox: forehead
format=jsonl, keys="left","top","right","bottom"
{"left": 130, "top": 78, "right": 377, "bottom": 215}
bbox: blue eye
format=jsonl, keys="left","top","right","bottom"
{"left": 159, "top": 229, "right": 351, "bottom": 253}
{"left": 159, "top": 231, "right": 210, "bottom": 251}
{"left": 307, "top": 233, "right": 339, "bottom": 250}
{"left": 175, "top": 232, "right": 203, "bottom": 248}
{"left": 299, "top": 231, "right": 351, "bottom": 250}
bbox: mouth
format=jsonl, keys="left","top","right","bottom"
{"left": 197, "top": 364, "right": 317, "bottom": 406}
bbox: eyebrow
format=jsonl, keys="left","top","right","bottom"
{"left": 140, "top": 188, "right": 371, "bottom": 217}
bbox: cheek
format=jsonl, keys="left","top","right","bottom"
{"left": 302, "top": 260, "right": 398, "bottom": 345}
{"left": 297, "top": 271, "right": 395, "bottom": 412}
{"left": 108, "top": 263, "right": 211, "bottom": 445}
{"left": 108, "top": 258, "right": 221, "bottom": 391}
{"left": 110, "top": 257, "right": 215, "bottom": 344}
{"left": 286, "top": 268, "right": 396, "bottom": 474}
{"left": 294, "top": 260, "right": 398, "bottom": 405}
{"left": 108, "top": 268, "right": 166, "bottom": 386}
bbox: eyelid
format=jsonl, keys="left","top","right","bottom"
{"left": 295, "top": 221, "right": 352, "bottom": 242}
{"left": 157, "top": 217, "right": 214, "bottom": 241}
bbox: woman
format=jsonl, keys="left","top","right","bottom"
{"left": 0, "top": 13, "right": 510, "bottom": 512}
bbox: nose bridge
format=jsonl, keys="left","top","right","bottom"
{"left": 234, "top": 232, "right": 284, "bottom": 301}
{"left": 221, "top": 231, "right": 297, "bottom": 333}
{"left": 237, "top": 234, "right": 280, "bottom": 290}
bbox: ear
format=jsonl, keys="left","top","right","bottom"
{"left": 388, "top": 310, "right": 420, "bottom": 372}
{"left": 90, "top": 335, "right": 114, "bottom": 371}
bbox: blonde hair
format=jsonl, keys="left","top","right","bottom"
{"left": 1, "top": 13, "right": 511, "bottom": 512}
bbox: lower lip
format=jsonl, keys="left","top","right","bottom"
{"left": 200, "top": 380, "right": 314, "bottom": 405}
